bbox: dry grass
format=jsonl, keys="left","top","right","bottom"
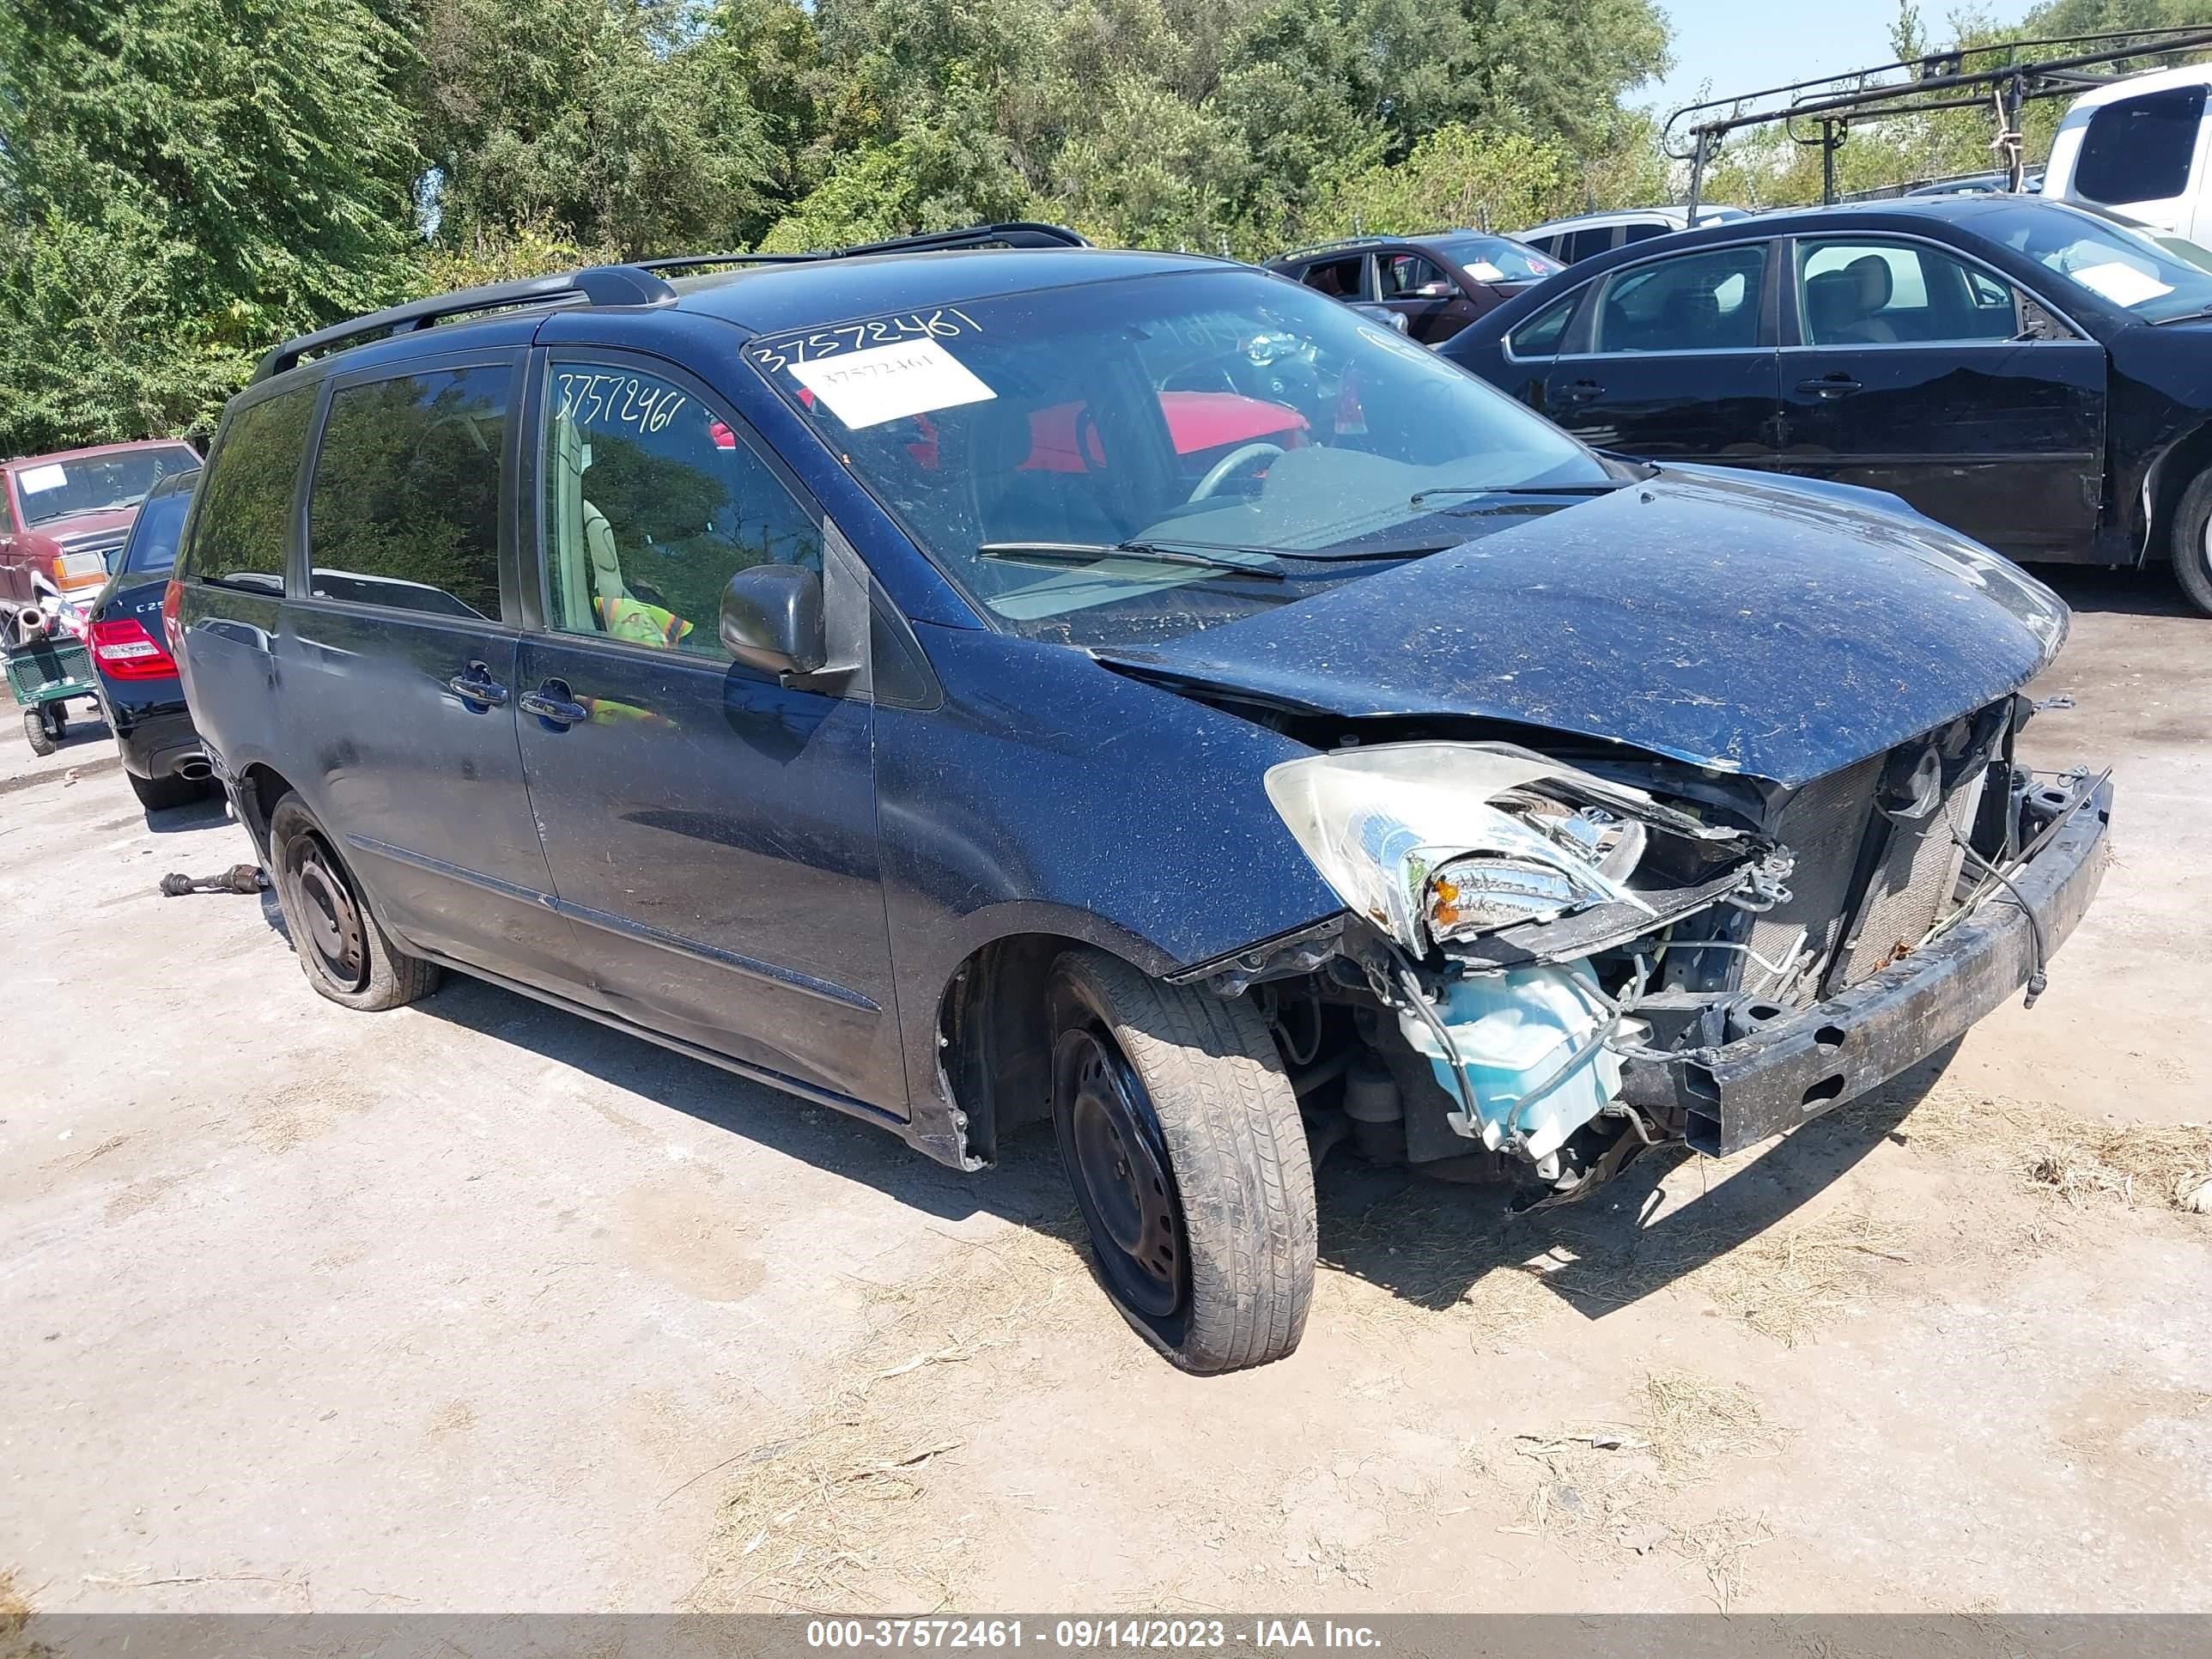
{"left": 1843, "top": 1086, "right": 2212, "bottom": 1214}
{"left": 1503, "top": 1368, "right": 1784, "bottom": 1608}
{"left": 691, "top": 1219, "right": 1097, "bottom": 1613}
{"left": 0, "top": 1570, "right": 46, "bottom": 1659}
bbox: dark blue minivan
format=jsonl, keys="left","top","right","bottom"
{"left": 172, "top": 223, "right": 2112, "bottom": 1371}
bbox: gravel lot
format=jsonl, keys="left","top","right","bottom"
{"left": 3, "top": 568, "right": 2208, "bottom": 1615}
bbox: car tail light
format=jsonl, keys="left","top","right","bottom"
{"left": 90, "top": 616, "right": 179, "bottom": 680}
{"left": 161, "top": 578, "right": 183, "bottom": 656}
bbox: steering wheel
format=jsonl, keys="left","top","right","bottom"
{"left": 1189, "top": 441, "right": 1286, "bottom": 502}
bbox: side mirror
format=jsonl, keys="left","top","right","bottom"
{"left": 1347, "top": 302, "right": 1410, "bottom": 334}
{"left": 1415, "top": 281, "right": 1455, "bottom": 299}
{"left": 720, "top": 563, "right": 826, "bottom": 678}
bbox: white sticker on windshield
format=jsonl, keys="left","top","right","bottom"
{"left": 2069, "top": 260, "right": 2173, "bottom": 308}
{"left": 1467, "top": 260, "right": 1506, "bottom": 283}
{"left": 17, "top": 463, "right": 66, "bottom": 494}
{"left": 787, "top": 338, "right": 996, "bottom": 429}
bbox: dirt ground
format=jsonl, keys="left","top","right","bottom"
{"left": 3, "top": 568, "right": 2208, "bottom": 1617}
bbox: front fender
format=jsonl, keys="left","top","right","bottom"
{"left": 875, "top": 625, "right": 1343, "bottom": 1154}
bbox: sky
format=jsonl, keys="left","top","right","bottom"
{"left": 1638, "top": 0, "right": 2037, "bottom": 116}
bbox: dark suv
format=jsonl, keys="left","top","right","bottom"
{"left": 174, "top": 222, "right": 2109, "bottom": 1373}
{"left": 1267, "top": 232, "right": 1563, "bottom": 343}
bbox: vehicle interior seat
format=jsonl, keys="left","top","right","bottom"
{"left": 1661, "top": 285, "right": 1726, "bottom": 349}
{"left": 1806, "top": 257, "right": 1901, "bottom": 344}
{"left": 973, "top": 398, "right": 1127, "bottom": 558}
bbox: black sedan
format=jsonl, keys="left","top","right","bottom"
{"left": 85, "top": 466, "right": 213, "bottom": 811}
{"left": 1439, "top": 195, "right": 2212, "bottom": 615}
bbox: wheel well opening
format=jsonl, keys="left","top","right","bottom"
{"left": 937, "top": 933, "right": 1098, "bottom": 1167}
{"left": 237, "top": 763, "right": 297, "bottom": 847}
{"left": 2148, "top": 421, "right": 2212, "bottom": 562}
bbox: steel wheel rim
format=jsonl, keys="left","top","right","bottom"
{"left": 1059, "top": 1026, "right": 1184, "bottom": 1319}
{"left": 291, "top": 836, "right": 368, "bottom": 992}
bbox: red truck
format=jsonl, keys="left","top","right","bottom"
{"left": 1, "top": 440, "right": 203, "bottom": 625}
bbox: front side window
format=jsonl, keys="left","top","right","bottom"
{"left": 2075, "top": 85, "right": 2204, "bottom": 206}
{"left": 11, "top": 445, "right": 199, "bottom": 529}
{"left": 1379, "top": 253, "right": 1453, "bottom": 300}
{"left": 747, "top": 268, "right": 1610, "bottom": 647}
{"left": 183, "top": 388, "right": 317, "bottom": 593}
{"left": 543, "top": 363, "right": 821, "bottom": 656}
{"left": 1594, "top": 244, "right": 1767, "bottom": 352}
{"left": 1796, "top": 240, "right": 2017, "bottom": 345}
{"left": 306, "top": 365, "right": 509, "bottom": 619}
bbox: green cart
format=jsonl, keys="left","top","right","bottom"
{"left": 4, "top": 630, "right": 99, "bottom": 757}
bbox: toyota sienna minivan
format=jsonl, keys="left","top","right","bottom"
{"left": 172, "top": 222, "right": 2110, "bottom": 1372}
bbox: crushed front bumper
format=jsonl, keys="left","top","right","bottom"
{"left": 1621, "top": 781, "right": 2112, "bottom": 1158}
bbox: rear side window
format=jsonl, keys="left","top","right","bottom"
{"left": 2075, "top": 84, "right": 2205, "bottom": 205}
{"left": 1563, "top": 227, "right": 1618, "bottom": 264}
{"left": 543, "top": 363, "right": 820, "bottom": 657}
{"left": 306, "top": 365, "right": 510, "bottom": 619}
{"left": 182, "top": 387, "right": 317, "bottom": 593}
{"left": 1299, "top": 255, "right": 1368, "bottom": 299}
{"left": 1595, "top": 245, "right": 1768, "bottom": 352}
{"left": 1620, "top": 222, "right": 1667, "bottom": 246}
{"left": 120, "top": 484, "right": 199, "bottom": 574}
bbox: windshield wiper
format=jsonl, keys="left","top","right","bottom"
{"left": 2151, "top": 306, "right": 2212, "bottom": 326}
{"left": 976, "top": 540, "right": 1285, "bottom": 580}
{"left": 1407, "top": 479, "right": 1634, "bottom": 508}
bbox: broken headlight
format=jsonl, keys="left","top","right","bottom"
{"left": 1264, "top": 744, "right": 1649, "bottom": 955}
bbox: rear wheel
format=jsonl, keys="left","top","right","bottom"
{"left": 127, "top": 769, "right": 210, "bottom": 812}
{"left": 24, "top": 708, "right": 57, "bottom": 757}
{"left": 1048, "top": 948, "right": 1315, "bottom": 1374}
{"left": 2169, "top": 467, "right": 2212, "bottom": 617}
{"left": 267, "top": 796, "right": 439, "bottom": 1011}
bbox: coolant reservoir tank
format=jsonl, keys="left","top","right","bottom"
{"left": 1396, "top": 963, "right": 1625, "bottom": 1163}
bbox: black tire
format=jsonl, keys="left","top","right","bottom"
{"left": 24, "top": 708, "right": 57, "bottom": 757}
{"left": 2170, "top": 468, "right": 2212, "bottom": 617}
{"left": 127, "top": 768, "right": 210, "bottom": 812}
{"left": 266, "top": 795, "right": 440, "bottom": 1011}
{"left": 1048, "top": 947, "right": 1316, "bottom": 1374}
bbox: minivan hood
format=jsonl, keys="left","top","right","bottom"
{"left": 1099, "top": 467, "right": 2067, "bottom": 787}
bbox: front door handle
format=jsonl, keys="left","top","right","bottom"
{"left": 447, "top": 661, "right": 509, "bottom": 708}
{"left": 1559, "top": 379, "right": 1605, "bottom": 404}
{"left": 1796, "top": 375, "right": 1863, "bottom": 398}
{"left": 520, "top": 679, "right": 590, "bottom": 728}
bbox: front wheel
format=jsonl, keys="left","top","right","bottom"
{"left": 24, "top": 708, "right": 57, "bottom": 757}
{"left": 2168, "top": 467, "right": 2212, "bottom": 617}
{"left": 1048, "top": 948, "right": 1316, "bottom": 1374}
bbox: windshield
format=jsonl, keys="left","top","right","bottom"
{"left": 1978, "top": 201, "right": 2212, "bottom": 321}
{"left": 749, "top": 267, "right": 1609, "bottom": 646}
{"left": 118, "top": 480, "right": 199, "bottom": 574}
{"left": 11, "top": 446, "right": 200, "bottom": 528}
{"left": 1430, "top": 235, "right": 1562, "bottom": 283}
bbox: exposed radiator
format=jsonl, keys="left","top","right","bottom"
{"left": 1746, "top": 756, "right": 1881, "bottom": 1007}
{"left": 1839, "top": 769, "right": 1986, "bottom": 986}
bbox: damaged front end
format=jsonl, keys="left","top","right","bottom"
{"left": 1175, "top": 707, "right": 2111, "bottom": 1210}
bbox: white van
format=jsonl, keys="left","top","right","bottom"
{"left": 2045, "top": 64, "right": 2212, "bottom": 242}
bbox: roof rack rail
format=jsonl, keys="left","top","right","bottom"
{"left": 635, "top": 220, "right": 1090, "bottom": 276}
{"left": 1665, "top": 26, "right": 2212, "bottom": 212}
{"left": 251, "top": 264, "right": 674, "bottom": 385}
{"left": 249, "top": 222, "right": 1088, "bottom": 386}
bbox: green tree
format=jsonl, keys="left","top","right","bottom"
{"left": 0, "top": 0, "right": 424, "bottom": 450}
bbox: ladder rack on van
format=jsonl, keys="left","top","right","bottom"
{"left": 1665, "top": 27, "right": 2212, "bottom": 214}
{"left": 252, "top": 222, "right": 1091, "bottom": 384}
